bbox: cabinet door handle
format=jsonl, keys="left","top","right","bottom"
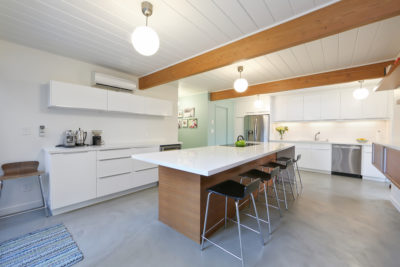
{"left": 52, "top": 151, "right": 89, "bottom": 155}
{"left": 134, "top": 167, "right": 158, "bottom": 173}
{"left": 99, "top": 148, "right": 131, "bottom": 151}
{"left": 99, "top": 156, "right": 131, "bottom": 161}
{"left": 98, "top": 172, "right": 131, "bottom": 179}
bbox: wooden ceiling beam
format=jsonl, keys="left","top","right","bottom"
{"left": 138, "top": 0, "right": 400, "bottom": 89}
{"left": 209, "top": 61, "right": 393, "bottom": 101}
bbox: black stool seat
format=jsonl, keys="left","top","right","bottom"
{"left": 207, "top": 180, "right": 246, "bottom": 200}
{"left": 239, "top": 169, "right": 272, "bottom": 181}
{"left": 276, "top": 156, "right": 292, "bottom": 163}
{"left": 262, "top": 162, "right": 287, "bottom": 169}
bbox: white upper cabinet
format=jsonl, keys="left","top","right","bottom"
{"left": 362, "top": 90, "right": 389, "bottom": 119}
{"left": 49, "top": 80, "right": 107, "bottom": 111}
{"left": 286, "top": 95, "right": 304, "bottom": 121}
{"left": 272, "top": 96, "right": 287, "bottom": 122}
{"left": 271, "top": 88, "right": 389, "bottom": 122}
{"left": 107, "top": 91, "right": 145, "bottom": 115}
{"left": 48, "top": 80, "right": 172, "bottom": 116}
{"left": 303, "top": 95, "right": 321, "bottom": 121}
{"left": 320, "top": 91, "right": 340, "bottom": 120}
{"left": 340, "top": 90, "right": 363, "bottom": 119}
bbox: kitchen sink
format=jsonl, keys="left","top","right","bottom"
{"left": 220, "top": 143, "right": 259, "bottom": 147}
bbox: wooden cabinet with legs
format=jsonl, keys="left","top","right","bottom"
{"left": 385, "top": 148, "right": 400, "bottom": 188}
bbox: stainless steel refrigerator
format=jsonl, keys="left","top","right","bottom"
{"left": 244, "top": 114, "right": 270, "bottom": 142}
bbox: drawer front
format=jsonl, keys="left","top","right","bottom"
{"left": 97, "top": 157, "right": 132, "bottom": 178}
{"left": 97, "top": 148, "right": 132, "bottom": 160}
{"left": 363, "top": 145, "right": 372, "bottom": 153}
{"left": 97, "top": 173, "right": 133, "bottom": 197}
{"left": 311, "top": 144, "right": 331, "bottom": 150}
{"left": 132, "top": 147, "right": 159, "bottom": 171}
{"left": 132, "top": 168, "right": 158, "bottom": 187}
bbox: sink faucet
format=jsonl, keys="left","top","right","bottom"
{"left": 314, "top": 132, "right": 321, "bottom": 141}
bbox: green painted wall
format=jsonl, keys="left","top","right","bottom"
{"left": 178, "top": 92, "right": 209, "bottom": 149}
{"left": 208, "top": 99, "right": 235, "bottom": 146}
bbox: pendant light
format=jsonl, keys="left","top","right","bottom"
{"left": 131, "top": 1, "right": 160, "bottom": 56}
{"left": 353, "top": 80, "right": 369, "bottom": 100}
{"left": 254, "top": 94, "right": 263, "bottom": 108}
{"left": 233, "top": 66, "right": 248, "bottom": 93}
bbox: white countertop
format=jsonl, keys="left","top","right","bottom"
{"left": 43, "top": 141, "right": 181, "bottom": 154}
{"left": 270, "top": 139, "right": 373, "bottom": 146}
{"left": 132, "top": 142, "right": 294, "bottom": 176}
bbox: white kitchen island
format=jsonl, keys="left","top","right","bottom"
{"left": 133, "top": 142, "right": 294, "bottom": 243}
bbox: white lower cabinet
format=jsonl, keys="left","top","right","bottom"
{"left": 294, "top": 143, "right": 331, "bottom": 172}
{"left": 45, "top": 145, "right": 160, "bottom": 213}
{"left": 362, "top": 146, "right": 386, "bottom": 181}
{"left": 47, "top": 151, "right": 97, "bottom": 209}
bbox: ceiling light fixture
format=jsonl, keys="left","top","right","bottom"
{"left": 131, "top": 1, "right": 160, "bottom": 56}
{"left": 254, "top": 94, "right": 263, "bottom": 108}
{"left": 353, "top": 80, "right": 369, "bottom": 100}
{"left": 234, "top": 66, "right": 248, "bottom": 93}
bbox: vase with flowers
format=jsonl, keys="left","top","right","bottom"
{"left": 276, "top": 126, "right": 289, "bottom": 140}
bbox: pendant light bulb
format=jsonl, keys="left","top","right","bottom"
{"left": 131, "top": 1, "right": 160, "bottom": 56}
{"left": 234, "top": 66, "right": 248, "bottom": 93}
{"left": 353, "top": 80, "right": 369, "bottom": 100}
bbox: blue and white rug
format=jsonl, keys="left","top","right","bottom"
{"left": 0, "top": 224, "right": 84, "bottom": 267}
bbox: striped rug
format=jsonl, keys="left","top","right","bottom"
{"left": 0, "top": 224, "right": 84, "bottom": 267}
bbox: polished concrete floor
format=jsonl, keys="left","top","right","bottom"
{"left": 1, "top": 171, "right": 400, "bottom": 267}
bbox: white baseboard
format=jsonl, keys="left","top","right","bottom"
{"left": 0, "top": 200, "right": 43, "bottom": 217}
{"left": 298, "top": 168, "right": 331, "bottom": 175}
{"left": 390, "top": 195, "right": 400, "bottom": 213}
{"left": 50, "top": 182, "right": 157, "bottom": 216}
{"left": 362, "top": 176, "right": 386, "bottom": 182}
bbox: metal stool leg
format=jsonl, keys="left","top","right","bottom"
{"left": 291, "top": 164, "right": 300, "bottom": 196}
{"left": 0, "top": 180, "right": 3, "bottom": 198}
{"left": 224, "top": 196, "right": 228, "bottom": 228}
{"left": 250, "top": 194, "right": 264, "bottom": 245}
{"left": 272, "top": 177, "right": 282, "bottom": 217}
{"left": 263, "top": 183, "right": 272, "bottom": 234}
{"left": 280, "top": 175, "right": 288, "bottom": 210}
{"left": 201, "top": 192, "right": 212, "bottom": 250}
{"left": 286, "top": 169, "right": 296, "bottom": 200}
{"left": 296, "top": 162, "right": 303, "bottom": 192}
{"left": 235, "top": 201, "right": 244, "bottom": 267}
{"left": 38, "top": 175, "right": 48, "bottom": 217}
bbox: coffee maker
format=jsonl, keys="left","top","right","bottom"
{"left": 64, "top": 130, "right": 76, "bottom": 147}
{"left": 92, "top": 130, "right": 103, "bottom": 146}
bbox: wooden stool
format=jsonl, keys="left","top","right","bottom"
{"left": 0, "top": 161, "right": 48, "bottom": 219}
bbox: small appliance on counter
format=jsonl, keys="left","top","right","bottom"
{"left": 64, "top": 130, "right": 76, "bottom": 147}
{"left": 92, "top": 130, "right": 103, "bottom": 146}
{"left": 75, "top": 128, "right": 87, "bottom": 146}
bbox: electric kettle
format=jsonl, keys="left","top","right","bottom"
{"left": 75, "top": 128, "right": 87, "bottom": 146}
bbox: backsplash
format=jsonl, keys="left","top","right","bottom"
{"left": 270, "top": 120, "right": 389, "bottom": 143}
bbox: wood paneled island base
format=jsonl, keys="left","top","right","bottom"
{"left": 158, "top": 153, "right": 277, "bottom": 243}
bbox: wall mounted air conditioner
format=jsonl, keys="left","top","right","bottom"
{"left": 92, "top": 72, "right": 137, "bottom": 92}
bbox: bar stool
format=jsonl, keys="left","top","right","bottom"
{"left": 238, "top": 168, "right": 281, "bottom": 234}
{"left": 0, "top": 161, "right": 48, "bottom": 219}
{"left": 277, "top": 154, "right": 303, "bottom": 193}
{"left": 201, "top": 179, "right": 263, "bottom": 267}
{"left": 262, "top": 159, "right": 296, "bottom": 210}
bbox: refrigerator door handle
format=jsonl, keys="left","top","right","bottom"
{"left": 254, "top": 118, "right": 258, "bottom": 141}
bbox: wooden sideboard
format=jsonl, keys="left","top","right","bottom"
{"left": 372, "top": 143, "right": 400, "bottom": 188}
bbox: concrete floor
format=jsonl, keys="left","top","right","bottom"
{"left": 1, "top": 171, "right": 400, "bottom": 267}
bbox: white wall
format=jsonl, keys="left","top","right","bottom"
{"left": 270, "top": 120, "right": 389, "bottom": 142}
{"left": 390, "top": 89, "right": 400, "bottom": 144}
{"left": 0, "top": 40, "right": 178, "bottom": 215}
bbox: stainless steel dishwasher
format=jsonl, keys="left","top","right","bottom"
{"left": 332, "top": 144, "right": 362, "bottom": 178}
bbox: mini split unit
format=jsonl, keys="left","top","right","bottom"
{"left": 92, "top": 72, "right": 137, "bottom": 92}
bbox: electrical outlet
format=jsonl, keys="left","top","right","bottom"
{"left": 39, "top": 125, "right": 46, "bottom": 137}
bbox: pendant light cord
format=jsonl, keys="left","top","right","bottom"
{"left": 146, "top": 15, "right": 148, "bottom": 26}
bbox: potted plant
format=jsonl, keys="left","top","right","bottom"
{"left": 276, "top": 126, "right": 289, "bottom": 140}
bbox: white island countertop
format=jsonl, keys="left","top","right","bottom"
{"left": 132, "top": 142, "right": 294, "bottom": 176}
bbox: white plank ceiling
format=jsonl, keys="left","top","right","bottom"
{"left": 180, "top": 15, "right": 400, "bottom": 93}
{"left": 0, "top": 0, "right": 337, "bottom": 77}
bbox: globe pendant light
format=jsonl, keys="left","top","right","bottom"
{"left": 233, "top": 66, "right": 248, "bottom": 93}
{"left": 353, "top": 80, "right": 369, "bottom": 100}
{"left": 131, "top": 1, "right": 160, "bottom": 56}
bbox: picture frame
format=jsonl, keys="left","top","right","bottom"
{"left": 188, "top": 118, "right": 198, "bottom": 129}
{"left": 182, "top": 119, "right": 188, "bottom": 128}
{"left": 178, "top": 110, "right": 183, "bottom": 118}
{"left": 178, "top": 119, "right": 182, "bottom": 129}
{"left": 183, "top": 107, "right": 195, "bottom": 118}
